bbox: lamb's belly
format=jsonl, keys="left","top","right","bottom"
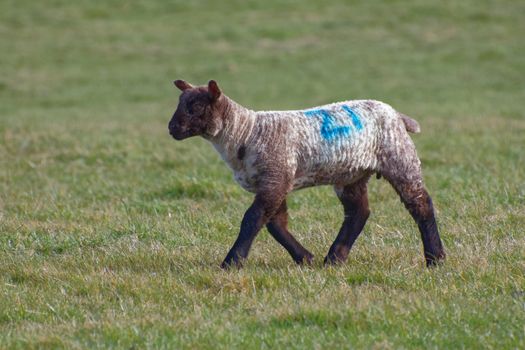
{"left": 232, "top": 151, "right": 375, "bottom": 193}
{"left": 293, "top": 168, "right": 362, "bottom": 190}
{"left": 293, "top": 149, "right": 376, "bottom": 190}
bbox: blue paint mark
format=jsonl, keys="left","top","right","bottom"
{"left": 304, "top": 109, "right": 351, "bottom": 140}
{"left": 304, "top": 105, "right": 364, "bottom": 141}
{"left": 342, "top": 105, "right": 363, "bottom": 131}
{"left": 303, "top": 109, "right": 325, "bottom": 118}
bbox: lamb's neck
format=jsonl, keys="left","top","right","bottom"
{"left": 209, "top": 96, "right": 256, "bottom": 152}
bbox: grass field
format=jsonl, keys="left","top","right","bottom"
{"left": 1, "top": 0, "right": 524, "bottom": 348}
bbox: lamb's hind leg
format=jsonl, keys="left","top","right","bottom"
{"left": 324, "top": 176, "right": 371, "bottom": 265}
{"left": 385, "top": 176, "right": 445, "bottom": 267}
{"left": 266, "top": 200, "right": 314, "bottom": 265}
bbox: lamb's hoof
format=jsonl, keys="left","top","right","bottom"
{"left": 323, "top": 254, "right": 347, "bottom": 266}
{"left": 425, "top": 251, "right": 446, "bottom": 268}
{"left": 220, "top": 257, "right": 243, "bottom": 270}
{"left": 324, "top": 245, "right": 349, "bottom": 266}
{"left": 296, "top": 251, "right": 314, "bottom": 266}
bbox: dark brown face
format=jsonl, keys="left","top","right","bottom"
{"left": 168, "top": 80, "right": 222, "bottom": 140}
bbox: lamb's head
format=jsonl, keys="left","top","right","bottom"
{"left": 169, "top": 79, "right": 225, "bottom": 140}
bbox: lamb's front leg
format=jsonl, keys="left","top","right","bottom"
{"left": 266, "top": 200, "right": 314, "bottom": 265}
{"left": 221, "top": 190, "right": 287, "bottom": 269}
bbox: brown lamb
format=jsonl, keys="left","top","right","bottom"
{"left": 168, "top": 79, "right": 446, "bottom": 268}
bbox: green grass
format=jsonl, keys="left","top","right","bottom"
{"left": 1, "top": 0, "right": 524, "bottom": 348}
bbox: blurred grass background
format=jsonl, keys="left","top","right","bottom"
{"left": 0, "top": 0, "right": 524, "bottom": 348}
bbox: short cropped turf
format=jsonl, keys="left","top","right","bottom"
{"left": 1, "top": 0, "right": 524, "bottom": 348}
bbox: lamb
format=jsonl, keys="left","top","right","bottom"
{"left": 168, "top": 79, "right": 446, "bottom": 268}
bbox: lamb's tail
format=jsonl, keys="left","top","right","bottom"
{"left": 399, "top": 113, "right": 421, "bottom": 134}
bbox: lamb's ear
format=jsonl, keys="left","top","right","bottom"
{"left": 174, "top": 80, "right": 193, "bottom": 91}
{"left": 208, "top": 80, "right": 221, "bottom": 101}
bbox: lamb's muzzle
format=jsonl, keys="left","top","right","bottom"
{"left": 168, "top": 79, "right": 446, "bottom": 268}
